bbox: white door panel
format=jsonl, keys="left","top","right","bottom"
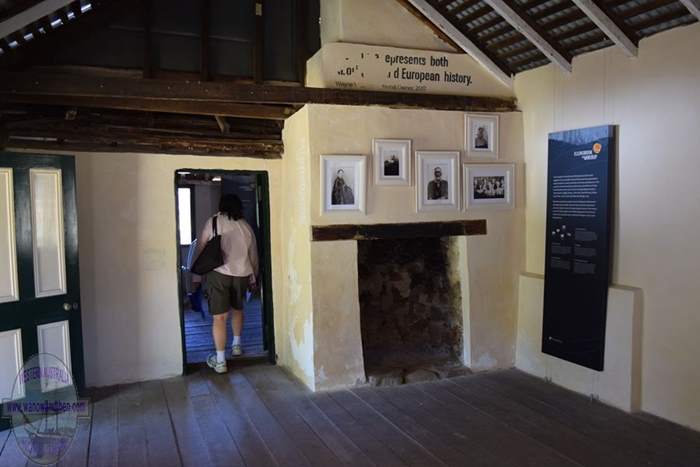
{"left": 0, "top": 168, "right": 19, "bottom": 303}
{"left": 0, "top": 329, "right": 24, "bottom": 401}
{"left": 37, "top": 320, "right": 72, "bottom": 392}
{"left": 30, "top": 168, "right": 67, "bottom": 298}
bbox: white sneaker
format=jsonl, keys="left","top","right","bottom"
{"left": 207, "top": 354, "right": 227, "bottom": 374}
{"left": 231, "top": 345, "right": 243, "bottom": 357}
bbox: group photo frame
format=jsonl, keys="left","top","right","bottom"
{"left": 466, "top": 114, "right": 499, "bottom": 159}
{"left": 463, "top": 163, "right": 515, "bottom": 210}
{"left": 416, "top": 151, "right": 460, "bottom": 212}
{"left": 321, "top": 155, "right": 367, "bottom": 214}
{"left": 373, "top": 138, "right": 412, "bottom": 186}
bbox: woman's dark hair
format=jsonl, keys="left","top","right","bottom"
{"left": 219, "top": 193, "right": 244, "bottom": 220}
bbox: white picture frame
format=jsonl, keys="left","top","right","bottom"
{"left": 416, "top": 151, "right": 460, "bottom": 212}
{"left": 466, "top": 114, "right": 499, "bottom": 159}
{"left": 373, "top": 139, "right": 412, "bottom": 186}
{"left": 463, "top": 163, "right": 515, "bottom": 210}
{"left": 321, "top": 155, "right": 367, "bottom": 214}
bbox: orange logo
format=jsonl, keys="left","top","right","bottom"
{"left": 593, "top": 143, "right": 602, "bottom": 154}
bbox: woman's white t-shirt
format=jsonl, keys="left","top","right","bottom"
{"left": 197, "top": 213, "right": 259, "bottom": 277}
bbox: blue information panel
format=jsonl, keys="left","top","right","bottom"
{"left": 543, "top": 125, "right": 616, "bottom": 371}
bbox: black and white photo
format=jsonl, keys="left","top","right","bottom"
{"left": 416, "top": 151, "right": 459, "bottom": 212}
{"left": 466, "top": 114, "right": 499, "bottom": 159}
{"left": 464, "top": 163, "right": 514, "bottom": 209}
{"left": 373, "top": 139, "right": 412, "bottom": 186}
{"left": 321, "top": 155, "right": 366, "bottom": 214}
{"left": 473, "top": 176, "right": 506, "bottom": 199}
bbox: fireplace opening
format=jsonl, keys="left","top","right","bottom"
{"left": 358, "top": 237, "right": 467, "bottom": 385}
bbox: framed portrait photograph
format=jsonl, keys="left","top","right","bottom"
{"left": 466, "top": 114, "right": 499, "bottom": 159}
{"left": 416, "top": 151, "right": 460, "bottom": 212}
{"left": 321, "top": 155, "right": 367, "bottom": 214}
{"left": 373, "top": 139, "right": 412, "bottom": 186}
{"left": 463, "top": 163, "right": 515, "bottom": 210}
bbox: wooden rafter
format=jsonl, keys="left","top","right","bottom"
{"left": 403, "top": 0, "right": 513, "bottom": 88}
{"left": 0, "top": 0, "right": 73, "bottom": 38}
{"left": 481, "top": 0, "right": 572, "bottom": 73}
{"left": 571, "top": 0, "right": 638, "bottom": 57}
{"left": 678, "top": 0, "right": 700, "bottom": 20}
{"left": 0, "top": 71, "right": 518, "bottom": 118}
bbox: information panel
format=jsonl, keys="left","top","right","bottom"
{"left": 543, "top": 125, "right": 616, "bottom": 371}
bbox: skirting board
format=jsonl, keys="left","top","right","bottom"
{"left": 516, "top": 273, "right": 642, "bottom": 412}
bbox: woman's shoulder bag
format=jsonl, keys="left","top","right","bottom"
{"left": 190, "top": 216, "right": 224, "bottom": 275}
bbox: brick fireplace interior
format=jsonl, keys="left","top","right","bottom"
{"left": 357, "top": 237, "right": 466, "bottom": 384}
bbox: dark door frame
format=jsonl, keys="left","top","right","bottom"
{"left": 173, "top": 169, "right": 276, "bottom": 372}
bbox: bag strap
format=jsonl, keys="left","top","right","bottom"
{"left": 213, "top": 215, "right": 218, "bottom": 236}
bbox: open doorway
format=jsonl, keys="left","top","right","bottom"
{"left": 175, "top": 169, "right": 275, "bottom": 369}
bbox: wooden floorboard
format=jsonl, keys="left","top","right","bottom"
{"left": 483, "top": 370, "right": 700, "bottom": 467}
{"left": 328, "top": 389, "right": 442, "bottom": 466}
{"left": 87, "top": 386, "right": 119, "bottom": 467}
{"left": 116, "top": 383, "right": 148, "bottom": 467}
{"left": 0, "top": 367, "right": 698, "bottom": 466}
{"left": 207, "top": 371, "right": 277, "bottom": 467}
{"left": 411, "top": 381, "right": 584, "bottom": 467}
{"left": 311, "top": 391, "right": 409, "bottom": 466}
{"left": 241, "top": 366, "right": 342, "bottom": 466}
{"left": 445, "top": 375, "right": 636, "bottom": 467}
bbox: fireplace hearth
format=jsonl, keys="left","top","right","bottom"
{"left": 357, "top": 237, "right": 466, "bottom": 385}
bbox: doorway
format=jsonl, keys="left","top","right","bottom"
{"left": 174, "top": 169, "right": 275, "bottom": 370}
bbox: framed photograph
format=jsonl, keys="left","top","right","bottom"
{"left": 416, "top": 151, "right": 460, "bottom": 212}
{"left": 463, "top": 163, "right": 515, "bottom": 209}
{"left": 466, "top": 114, "right": 499, "bottom": 159}
{"left": 321, "top": 155, "right": 367, "bottom": 214}
{"left": 373, "top": 139, "right": 411, "bottom": 186}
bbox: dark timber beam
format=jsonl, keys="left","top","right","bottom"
{"left": 253, "top": 0, "right": 264, "bottom": 83}
{"left": 312, "top": 220, "right": 487, "bottom": 242}
{"left": 0, "top": 71, "right": 519, "bottom": 118}
{"left": 201, "top": 0, "right": 210, "bottom": 81}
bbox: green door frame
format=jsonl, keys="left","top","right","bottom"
{"left": 174, "top": 169, "right": 276, "bottom": 372}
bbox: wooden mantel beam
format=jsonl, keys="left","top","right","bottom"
{"left": 0, "top": 71, "right": 518, "bottom": 118}
{"left": 312, "top": 220, "right": 487, "bottom": 242}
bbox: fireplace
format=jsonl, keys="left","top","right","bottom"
{"left": 357, "top": 237, "right": 466, "bottom": 385}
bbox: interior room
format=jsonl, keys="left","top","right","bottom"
{"left": 0, "top": 0, "right": 699, "bottom": 465}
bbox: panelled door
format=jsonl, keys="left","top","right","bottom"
{"left": 0, "top": 153, "right": 85, "bottom": 427}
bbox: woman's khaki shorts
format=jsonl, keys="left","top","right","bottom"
{"left": 206, "top": 271, "right": 248, "bottom": 314}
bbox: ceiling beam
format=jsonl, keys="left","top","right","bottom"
{"left": 0, "top": 0, "right": 73, "bottom": 38}
{"left": 403, "top": 0, "right": 513, "bottom": 88}
{"left": 678, "top": 0, "right": 700, "bottom": 20}
{"left": 481, "top": 0, "right": 573, "bottom": 73}
{"left": 571, "top": 0, "right": 638, "bottom": 57}
{"left": 0, "top": 71, "right": 519, "bottom": 116}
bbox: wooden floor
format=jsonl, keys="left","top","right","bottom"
{"left": 1, "top": 367, "right": 699, "bottom": 467}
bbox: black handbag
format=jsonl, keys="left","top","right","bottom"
{"left": 190, "top": 216, "right": 224, "bottom": 275}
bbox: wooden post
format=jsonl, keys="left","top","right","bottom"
{"left": 254, "top": 0, "right": 264, "bottom": 83}
{"left": 142, "top": 0, "right": 153, "bottom": 79}
{"left": 201, "top": 0, "right": 211, "bottom": 81}
{"left": 295, "top": 0, "right": 308, "bottom": 85}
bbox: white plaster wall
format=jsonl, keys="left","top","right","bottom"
{"left": 516, "top": 274, "right": 642, "bottom": 412}
{"left": 515, "top": 23, "right": 700, "bottom": 431}
{"left": 60, "top": 151, "right": 282, "bottom": 387}
{"left": 321, "top": 0, "right": 455, "bottom": 52}
{"left": 280, "top": 108, "right": 317, "bottom": 390}
{"left": 305, "top": 104, "right": 525, "bottom": 375}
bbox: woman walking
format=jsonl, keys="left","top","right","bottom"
{"left": 196, "top": 193, "right": 258, "bottom": 374}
